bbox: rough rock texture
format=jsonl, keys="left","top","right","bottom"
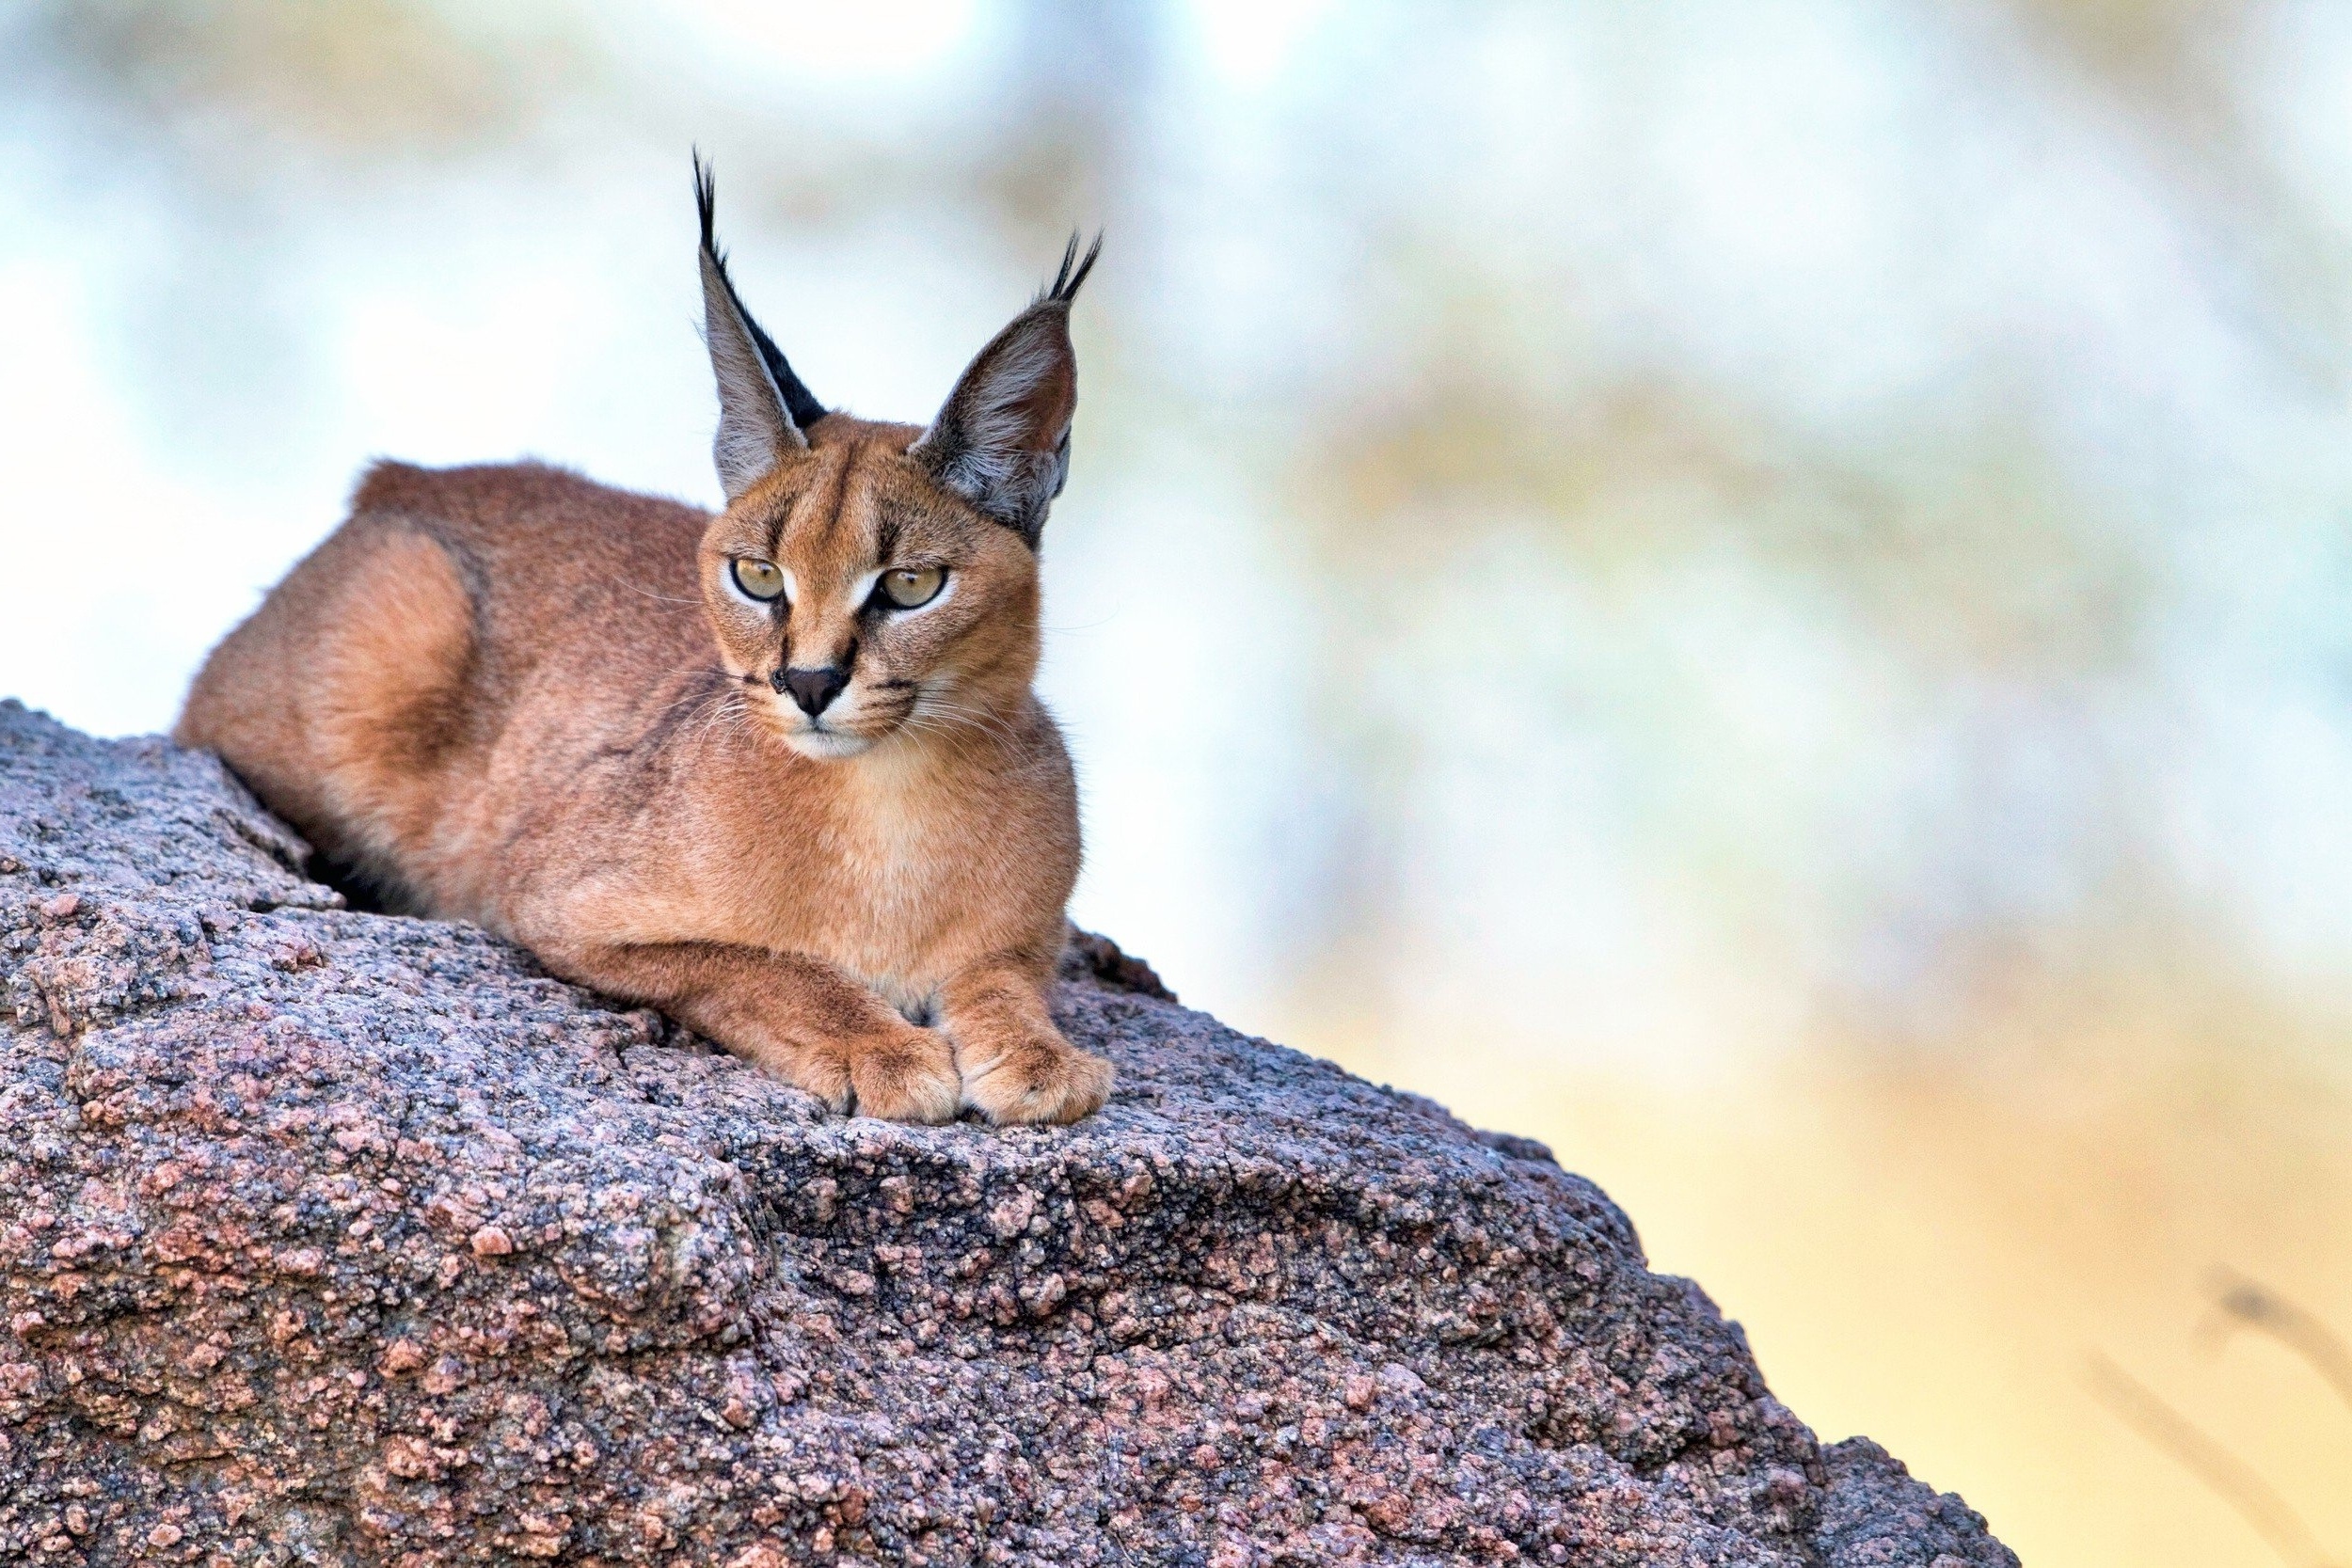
{"left": 0, "top": 700, "right": 2016, "bottom": 1567}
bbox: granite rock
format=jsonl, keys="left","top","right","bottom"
{"left": 0, "top": 700, "right": 2015, "bottom": 1566}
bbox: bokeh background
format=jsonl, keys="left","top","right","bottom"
{"left": 8, "top": 2, "right": 2352, "bottom": 1561}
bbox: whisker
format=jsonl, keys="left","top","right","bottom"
{"left": 617, "top": 579, "right": 705, "bottom": 606}
{"left": 919, "top": 698, "right": 1021, "bottom": 737}
{"left": 910, "top": 693, "right": 1025, "bottom": 746}
{"left": 616, "top": 670, "right": 739, "bottom": 755}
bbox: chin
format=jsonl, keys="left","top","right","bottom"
{"left": 784, "top": 728, "right": 877, "bottom": 761}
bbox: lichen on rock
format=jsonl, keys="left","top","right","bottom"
{"left": 0, "top": 699, "right": 2015, "bottom": 1566}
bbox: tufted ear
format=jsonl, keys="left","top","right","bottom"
{"left": 910, "top": 234, "right": 1099, "bottom": 546}
{"left": 694, "top": 154, "right": 826, "bottom": 501}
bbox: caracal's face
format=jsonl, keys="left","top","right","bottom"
{"left": 699, "top": 420, "right": 1041, "bottom": 761}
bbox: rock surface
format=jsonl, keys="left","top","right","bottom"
{"left": 0, "top": 700, "right": 2015, "bottom": 1567}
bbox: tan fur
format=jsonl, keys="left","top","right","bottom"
{"left": 178, "top": 415, "right": 1110, "bottom": 1124}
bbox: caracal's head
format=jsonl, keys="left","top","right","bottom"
{"left": 689, "top": 157, "right": 1094, "bottom": 762}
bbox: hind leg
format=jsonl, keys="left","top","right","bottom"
{"left": 307, "top": 528, "right": 478, "bottom": 843}
{"left": 179, "top": 522, "right": 477, "bottom": 905}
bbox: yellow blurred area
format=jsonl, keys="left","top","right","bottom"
{"left": 5, "top": 3, "right": 2352, "bottom": 1563}
{"left": 1341, "top": 1037, "right": 2352, "bottom": 1568}
{"left": 1294, "top": 872, "right": 2352, "bottom": 1561}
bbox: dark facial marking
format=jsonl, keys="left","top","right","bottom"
{"left": 760, "top": 482, "right": 803, "bottom": 560}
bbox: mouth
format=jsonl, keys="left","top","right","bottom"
{"left": 751, "top": 690, "right": 882, "bottom": 759}
{"left": 782, "top": 724, "right": 875, "bottom": 760}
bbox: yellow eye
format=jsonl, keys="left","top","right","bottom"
{"left": 731, "top": 558, "right": 785, "bottom": 602}
{"left": 880, "top": 566, "right": 945, "bottom": 609}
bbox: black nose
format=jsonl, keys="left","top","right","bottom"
{"left": 774, "top": 664, "right": 850, "bottom": 718}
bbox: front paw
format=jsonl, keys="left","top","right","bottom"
{"left": 846, "top": 1022, "right": 962, "bottom": 1124}
{"left": 958, "top": 1030, "right": 1113, "bottom": 1126}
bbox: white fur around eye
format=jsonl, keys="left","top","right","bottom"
{"left": 847, "top": 569, "right": 882, "bottom": 611}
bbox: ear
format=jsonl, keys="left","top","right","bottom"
{"left": 694, "top": 153, "right": 827, "bottom": 501}
{"left": 911, "top": 233, "right": 1100, "bottom": 546}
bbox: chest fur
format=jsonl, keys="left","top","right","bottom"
{"left": 702, "top": 749, "right": 990, "bottom": 990}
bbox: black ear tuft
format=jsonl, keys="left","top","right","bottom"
{"left": 1037, "top": 231, "right": 1103, "bottom": 308}
{"left": 691, "top": 150, "right": 826, "bottom": 432}
{"left": 693, "top": 149, "right": 720, "bottom": 251}
{"left": 909, "top": 234, "right": 1099, "bottom": 546}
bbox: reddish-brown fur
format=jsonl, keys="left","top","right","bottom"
{"left": 176, "top": 186, "right": 1110, "bottom": 1124}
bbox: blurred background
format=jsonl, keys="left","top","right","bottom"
{"left": 6, "top": 1, "right": 2352, "bottom": 1560}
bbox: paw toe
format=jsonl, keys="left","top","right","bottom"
{"left": 965, "top": 1044, "right": 1113, "bottom": 1126}
{"left": 851, "top": 1034, "right": 962, "bottom": 1124}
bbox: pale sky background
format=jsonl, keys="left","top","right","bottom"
{"left": 7, "top": 4, "right": 2352, "bottom": 1564}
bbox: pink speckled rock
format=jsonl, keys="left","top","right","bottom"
{"left": 0, "top": 700, "right": 2014, "bottom": 1567}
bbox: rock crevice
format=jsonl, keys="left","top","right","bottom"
{"left": 0, "top": 701, "right": 2014, "bottom": 1566}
